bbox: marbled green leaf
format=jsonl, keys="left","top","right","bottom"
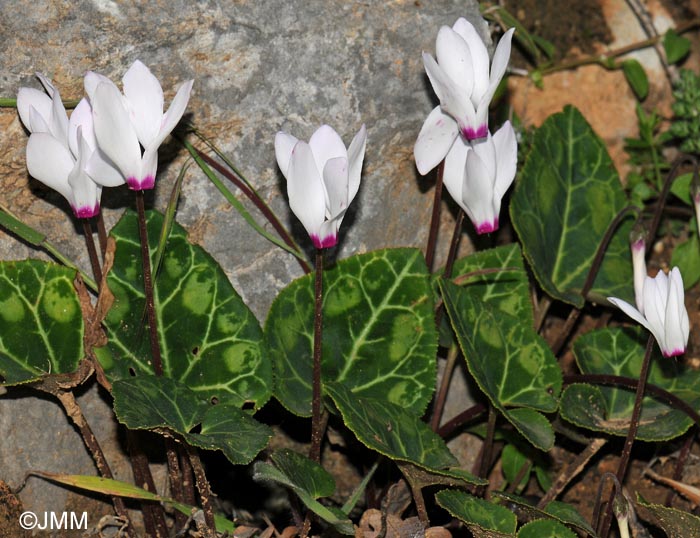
{"left": 439, "top": 279, "right": 559, "bottom": 450}
{"left": 510, "top": 105, "right": 634, "bottom": 308}
{"left": 561, "top": 327, "right": 700, "bottom": 441}
{"left": 265, "top": 248, "right": 437, "bottom": 417}
{"left": 113, "top": 375, "right": 271, "bottom": 465}
{"left": 436, "top": 490, "right": 516, "bottom": 537}
{"left": 326, "top": 383, "right": 485, "bottom": 485}
{"left": 0, "top": 261, "right": 83, "bottom": 385}
{"left": 95, "top": 210, "right": 270, "bottom": 409}
{"left": 637, "top": 494, "right": 700, "bottom": 537}
{"left": 517, "top": 519, "right": 576, "bottom": 538}
{"left": 449, "top": 244, "right": 533, "bottom": 321}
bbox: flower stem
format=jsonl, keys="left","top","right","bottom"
{"left": 474, "top": 405, "right": 498, "bottom": 496}
{"left": 81, "top": 219, "right": 102, "bottom": 287}
{"left": 309, "top": 249, "right": 325, "bottom": 463}
{"left": 187, "top": 444, "right": 216, "bottom": 533}
{"left": 430, "top": 344, "right": 459, "bottom": 432}
{"left": 649, "top": 155, "right": 697, "bottom": 243}
{"left": 96, "top": 213, "right": 108, "bottom": 259}
{"left": 135, "top": 191, "right": 163, "bottom": 377}
{"left": 666, "top": 428, "right": 696, "bottom": 506}
{"left": 598, "top": 335, "right": 655, "bottom": 538}
{"left": 424, "top": 160, "right": 445, "bottom": 273}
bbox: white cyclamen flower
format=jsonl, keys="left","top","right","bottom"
{"left": 414, "top": 18, "right": 514, "bottom": 175}
{"left": 608, "top": 267, "right": 690, "bottom": 358}
{"left": 275, "top": 124, "right": 367, "bottom": 249}
{"left": 85, "top": 60, "right": 194, "bottom": 190}
{"left": 17, "top": 74, "right": 117, "bottom": 218}
{"left": 442, "top": 120, "right": 517, "bottom": 234}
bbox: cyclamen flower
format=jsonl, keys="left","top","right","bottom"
{"left": 442, "top": 121, "right": 517, "bottom": 234}
{"left": 415, "top": 18, "right": 514, "bottom": 175}
{"left": 17, "top": 74, "right": 119, "bottom": 218}
{"left": 275, "top": 124, "right": 367, "bottom": 249}
{"left": 608, "top": 267, "right": 690, "bottom": 358}
{"left": 84, "top": 60, "right": 194, "bottom": 191}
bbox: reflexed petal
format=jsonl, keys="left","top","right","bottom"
{"left": 607, "top": 297, "right": 657, "bottom": 340}
{"left": 47, "top": 84, "right": 70, "bottom": 147}
{"left": 631, "top": 239, "right": 646, "bottom": 312}
{"left": 287, "top": 141, "right": 326, "bottom": 241}
{"left": 17, "top": 88, "right": 52, "bottom": 132}
{"left": 451, "top": 18, "right": 489, "bottom": 100}
{"left": 92, "top": 82, "right": 143, "bottom": 183}
{"left": 35, "top": 73, "right": 56, "bottom": 98}
{"left": 422, "top": 53, "right": 475, "bottom": 130}
{"left": 414, "top": 106, "right": 458, "bottom": 175}
{"left": 435, "top": 26, "right": 474, "bottom": 95}
{"left": 275, "top": 131, "right": 299, "bottom": 179}
{"left": 86, "top": 148, "right": 125, "bottom": 187}
{"left": 27, "top": 106, "right": 51, "bottom": 134}
{"left": 123, "top": 60, "right": 164, "bottom": 146}
{"left": 491, "top": 121, "right": 518, "bottom": 197}
{"left": 463, "top": 147, "right": 496, "bottom": 230}
{"left": 84, "top": 71, "right": 116, "bottom": 100}
{"left": 68, "top": 130, "right": 101, "bottom": 217}
{"left": 346, "top": 124, "right": 367, "bottom": 203}
{"left": 309, "top": 125, "right": 347, "bottom": 174}
{"left": 323, "top": 156, "right": 349, "bottom": 219}
{"left": 474, "top": 27, "right": 515, "bottom": 130}
{"left": 26, "top": 133, "right": 73, "bottom": 201}
{"left": 642, "top": 274, "right": 666, "bottom": 339}
{"left": 442, "top": 135, "right": 469, "bottom": 205}
{"left": 68, "top": 98, "right": 96, "bottom": 156}
{"left": 664, "top": 268, "right": 690, "bottom": 355}
{"left": 150, "top": 78, "right": 194, "bottom": 150}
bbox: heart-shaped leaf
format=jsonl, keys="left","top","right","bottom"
{"left": 95, "top": 209, "right": 270, "bottom": 409}
{"left": 517, "top": 519, "right": 576, "bottom": 538}
{"left": 510, "top": 105, "right": 633, "bottom": 307}
{"left": 439, "top": 279, "right": 560, "bottom": 450}
{"left": 265, "top": 248, "right": 437, "bottom": 417}
{"left": 436, "top": 489, "right": 516, "bottom": 537}
{"left": 112, "top": 375, "right": 272, "bottom": 465}
{"left": 637, "top": 494, "right": 700, "bottom": 537}
{"left": 561, "top": 327, "right": 700, "bottom": 441}
{"left": 0, "top": 261, "right": 83, "bottom": 385}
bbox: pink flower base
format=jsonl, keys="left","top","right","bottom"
{"left": 461, "top": 124, "right": 488, "bottom": 141}
{"left": 72, "top": 203, "right": 100, "bottom": 219}
{"left": 311, "top": 234, "right": 337, "bottom": 249}
{"left": 126, "top": 175, "right": 155, "bottom": 190}
{"left": 475, "top": 219, "right": 499, "bottom": 235}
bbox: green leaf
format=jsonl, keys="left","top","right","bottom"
{"left": 622, "top": 60, "right": 649, "bottom": 100}
{"left": 95, "top": 209, "right": 270, "bottom": 409}
{"left": 265, "top": 248, "right": 437, "bottom": 417}
{"left": 670, "top": 172, "right": 693, "bottom": 205}
{"left": 450, "top": 244, "right": 533, "bottom": 321}
{"left": 561, "top": 327, "right": 700, "bottom": 440}
{"left": 253, "top": 450, "right": 354, "bottom": 535}
{"left": 439, "top": 279, "right": 559, "bottom": 450}
{"left": 544, "top": 501, "right": 598, "bottom": 537}
{"left": 664, "top": 29, "right": 691, "bottom": 64}
{"left": 501, "top": 444, "right": 531, "bottom": 493}
{"left": 326, "top": 382, "right": 483, "bottom": 482}
{"left": 510, "top": 105, "right": 634, "bottom": 307}
{"left": 112, "top": 375, "right": 272, "bottom": 465}
{"left": 0, "top": 261, "right": 83, "bottom": 385}
{"left": 671, "top": 228, "right": 700, "bottom": 289}
{"left": 637, "top": 494, "right": 700, "bottom": 537}
{"left": 436, "top": 490, "right": 516, "bottom": 537}
{"left": 517, "top": 519, "right": 576, "bottom": 538}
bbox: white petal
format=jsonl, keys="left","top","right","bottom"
{"left": 26, "top": 133, "right": 73, "bottom": 201}
{"left": 67, "top": 129, "right": 101, "bottom": 217}
{"left": 491, "top": 121, "right": 518, "bottom": 198}
{"left": 663, "top": 268, "right": 689, "bottom": 356}
{"left": 607, "top": 297, "right": 658, "bottom": 341}
{"left": 84, "top": 71, "right": 115, "bottom": 100}
{"left": 17, "top": 87, "right": 52, "bottom": 132}
{"left": 346, "top": 124, "right": 366, "bottom": 204}
{"left": 471, "top": 132, "right": 497, "bottom": 179}
{"left": 463, "top": 147, "right": 496, "bottom": 231}
{"left": 137, "top": 146, "right": 158, "bottom": 190}
{"left": 435, "top": 26, "right": 474, "bottom": 96}
{"left": 28, "top": 106, "right": 51, "bottom": 133}
{"left": 451, "top": 18, "right": 489, "bottom": 100}
{"left": 423, "top": 52, "right": 476, "bottom": 131}
{"left": 123, "top": 60, "right": 164, "bottom": 146}
{"left": 309, "top": 125, "right": 347, "bottom": 175}
{"left": 631, "top": 239, "right": 646, "bottom": 312}
{"left": 323, "top": 156, "right": 349, "bottom": 220}
{"left": 474, "top": 27, "right": 515, "bottom": 131}
{"left": 413, "top": 106, "right": 458, "bottom": 175}
{"left": 92, "top": 82, "right": 143, "bottom": 183}
{"left": 150, "top": 78, "right": 194, "bottom": 150}
{"left": 287, "top": 141, "right": 326, "bottom": 243}
{"left": 68, "top": 98, "right": 96, "bottom": 156}
{"left": 642, "top": 273, "right": 667, "bottom": 343}
{"left": 35, "top": 73, "right": 56, "bottom": 98}
{"left": 47, "top": 84, "right": 70, "bottom": 148}
{"left": 442, "top": 135, "right": 469, "bottom": 206}
{"left": 86, "top": 148, "right": 126, "bottom": 187}
{"left": 275, "top": 131, "right": 299, "bottom": 179}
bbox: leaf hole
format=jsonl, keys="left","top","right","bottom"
{"left": 128, "top": 367, "right": 136, "bottom": 377}
{"left": 192, "top": 346, "right": 199, "bottom": 356}
{"left": 210, "top": 396, "right": 219, "bottom": 405}
{"left": 190, "top": 423, "right": 203, "bottom": 434}
{"left": 242, "top": 401, "right": 255, "bottom": 411}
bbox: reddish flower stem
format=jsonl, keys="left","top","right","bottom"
{"left": 424, "top": 161, "right": 445, "bottom": 273}
{"left": 309, "top": 249, "right": 326, "bottom": 463}
{"left": 81, "top": 219, "right": 102, "bottom": 287}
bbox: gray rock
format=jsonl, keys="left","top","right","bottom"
{"left": 0, "top": 0, "right": 486, "bottom": 520}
